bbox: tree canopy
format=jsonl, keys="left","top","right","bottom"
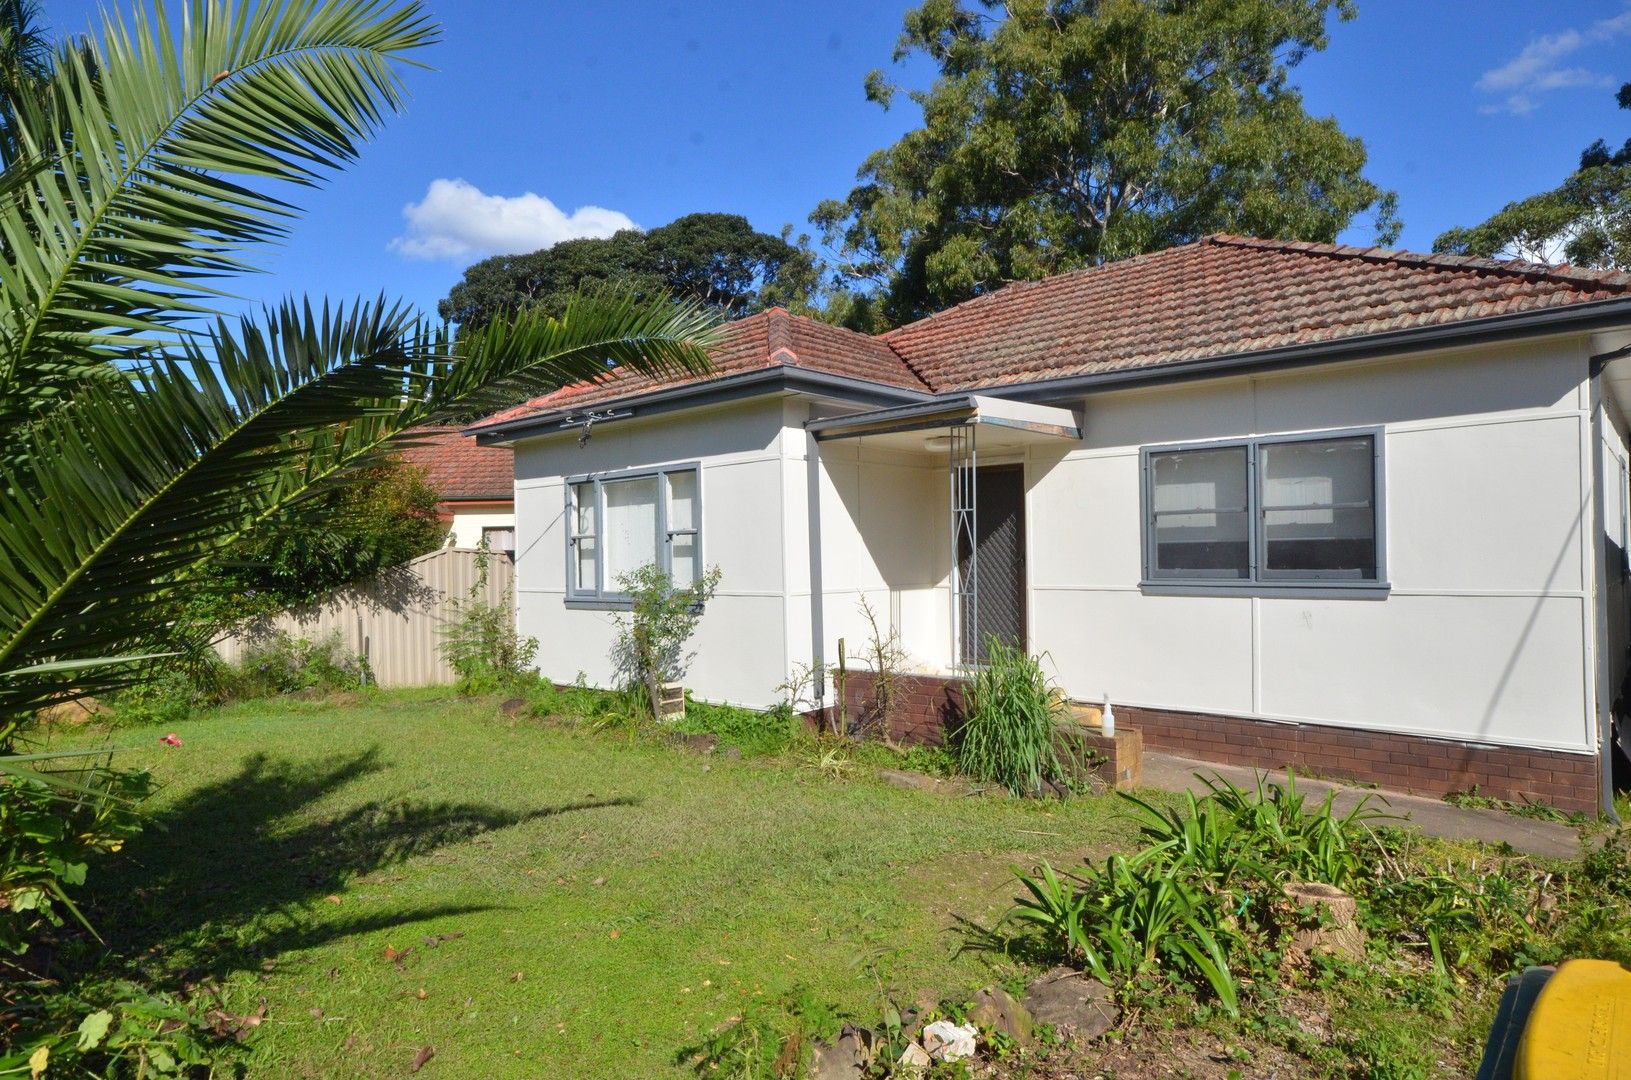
{"left": 1434, "top": 83, "right": 1631, "bottom": 270}
{"left": 812, "top": 0, "right": 1399, "bottom": 326}
{"left": 438, "top": 212, "right": 821, "bottom": 331}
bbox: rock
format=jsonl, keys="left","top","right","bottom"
{"left": 921, "top": 1019, "right": 978, "bottom": 1062}
{"left": 897, "top": 1040, "right": 932, "bottom": 1073}
{"left": 1284, "top": 882, "right": 1365, "bottom": 962}
{"left": 809, "top": 1024, "right": 872, "bottom": 1079}
{"left": 969, "top": 985, "right": 1034, "bottom": 1044}
{"left": 1022, "top": 966, "right": 1120, "bottom": 1042}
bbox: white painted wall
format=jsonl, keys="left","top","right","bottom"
{"left": 1029, "top": 337, "right": 1600, "bottom": 754}
{"left": 446, "top": 506, "right": 514, "bottom": 549}
{"left": 510, "top": 398, "right": 790, "bottom": 707}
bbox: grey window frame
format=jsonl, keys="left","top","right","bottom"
{"left": 1140, "top": 426, "right": 1388, "bottom": 595}
{"left": 564, "top": 462, "right": 703, "bottom": 608}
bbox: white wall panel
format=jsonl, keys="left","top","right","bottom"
{"left": 1031, "top": 588, "right": 1256, "bottom": 715}
{"left": 1385, "top": 416, "right": 1586, "bottom": 592}
{"left": 1257, "top": 594, "right": 1591, "bottom": 749}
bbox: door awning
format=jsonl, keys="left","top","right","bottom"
{"left": 805, "top": 394, "right": 1081, "bottom": 443}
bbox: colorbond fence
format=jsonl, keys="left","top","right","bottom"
{"left": 214, "top": 547, "right": 514, "bottom": 687}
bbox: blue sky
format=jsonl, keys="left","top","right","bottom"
{"left": 36, "top": 0, "right": 1631, "bottom": 323}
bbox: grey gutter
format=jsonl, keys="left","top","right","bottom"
{"left": 468, "top": 366, "right": 934, "bottom": 445}
{"left": 981, "top": 296, "right": 1631, "bottom": 405}
{"left": 805, "top": 394, "right": 981, "bottom": 433}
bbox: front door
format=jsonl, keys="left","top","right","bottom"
{"left": 958, "top": 464, "right": 1027, "bottom": 663}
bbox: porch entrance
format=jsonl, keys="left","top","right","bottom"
{"left": 958, "top": 464, "right": 1026, "bottom": 662}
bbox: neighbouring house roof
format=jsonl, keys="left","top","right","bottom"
{"left": 469, "top": 235, "right": 1631, "bottom": 439}
{"left": 397, "top": 426, "right": 515, "bottom": 502}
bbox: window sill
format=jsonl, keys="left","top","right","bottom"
{"left": 564, "top": 596, "right": 633, "bottom": 611}
{"left": 564, "top": 596, "right": 711, "bottom": 612}
{"left": 1139, "top": 581, "right": 1392, "bottom": 600}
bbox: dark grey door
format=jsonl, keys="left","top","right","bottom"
{"left": 958, "top": 464, "right": 1026, "bottom": 662}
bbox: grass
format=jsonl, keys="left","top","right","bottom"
{"left": 49, "top": 689, "right": 1138, "bottom": 1078}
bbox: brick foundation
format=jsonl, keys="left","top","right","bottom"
{"left": 1121, "top": 704, "right": 1600, "bottom": 813}
{"left": 813, "top": 670, "right": 1601, "bottom": 812}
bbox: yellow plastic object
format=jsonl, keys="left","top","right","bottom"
{"left": 1516, "top": 959, "right": 1631, "bottom": 1079}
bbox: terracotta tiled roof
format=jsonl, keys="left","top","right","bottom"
{"left": 474, "top": 307, "right": 929, "bottom": 428}
{"left": 397, "top": 426, "right": 514, "bottom": 502}
{"left": 471, "top": 236, "right": 1631, "bottom": 431}
{"left": 882, "top": 235, "right": 1631, "bottom": 390}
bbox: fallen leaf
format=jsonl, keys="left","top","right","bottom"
{"left": 510, "top": 971, "right": 524, "bottom": 983}
{"left": 310, "top": 1008, "right": 324, "bottom": 1020}
{"left": 608, "top": 930, "right": 620, "bottom": 939}
{"left": 415, "top": 988, "right": 427, "bottom": 1000}
{"left": 411, "top": 1045, "right": 435, "bottom": 1072}
{"left": 324, "top": 895, "right": 342, "bottom": 905}
{"left": 592, "top": 877, "right": 606, "bottom": 887}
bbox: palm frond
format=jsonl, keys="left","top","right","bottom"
{"left": 0, "top": 0, "right": 437, "bottom": 428}
{"left": 0, "top": 294, "right": 716, "bottom": 719}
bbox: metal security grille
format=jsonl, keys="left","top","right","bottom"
{"left": 950, "top": 426, "right": 978, "bottom": 669}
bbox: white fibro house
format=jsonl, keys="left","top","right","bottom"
{"left": 469, "top": 235, "right": 1631, "bottom": 815}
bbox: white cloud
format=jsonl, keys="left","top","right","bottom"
{"left": 1477, "top": 10, "right": 1631, "bottom": 115}
{"left": 389, "top": 178, "right": 637, "bottom": 261}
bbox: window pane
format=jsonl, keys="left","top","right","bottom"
{"left": 571, "top": 482, "right": 595, "bottom": 536}
{"left": 603, "top": 476, "right": 659, "bottom": 587}
{"left": 482, "top": 527, "right": 515, "bottom": 553}
{"left": 667, "top": 469, "right": 697, "bottom": 532}
{"left": 1261, "top": 437, "right": 1376, "bottom": 578}
{"left": 1151, "top": 446, "right": 1250, "bottom": 578}
{"left": 575, "top": 535, "right": 597, "bottom": 591}
{"left": 670, "top": 533, "right": 698, "bottom": 586}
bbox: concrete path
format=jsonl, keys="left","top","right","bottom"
{"left": 1141, "top": 752, "right": 1588, "bottom": 860}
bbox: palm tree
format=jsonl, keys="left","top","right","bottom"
{"left": 0, "top": 0, "right": 716, "bottom": 738}
{"left": 0, "top": 0, "right": 51, "bottom": 165}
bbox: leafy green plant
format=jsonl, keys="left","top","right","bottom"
{"left": 0, "top": 752, "right": 152, "bottom": 954}
{"left": 1005, "top": 855, "right": 1241, "bottom": 1015}
{"left": 0, "top": 977, "right": 238, "bottom": 1077}
{"left": 440, "top": 545, "right": 539, "bottom": 695}
{"left": 673, "top": 699, "right": 800, "bottom": 756}
{"left": 987, "top": 772, "right": 1395, "bottom": 1015}
{"left": 955, "top": 637, "right": 1073, "bottom": 796}
{"left": 1124, "top": 770, "right": 1390, "bottom": 891}
{"left": 609, "top": 564, "right": 722, "bottom": 719}
{"left": 221, "top": 631, "right": 367, "bottom": 700}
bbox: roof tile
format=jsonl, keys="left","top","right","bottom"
{"left": 397, "top": 427, "right": 514, "bottom": 501}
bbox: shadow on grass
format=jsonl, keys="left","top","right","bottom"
{"left": 83, "top": 747, "right": 638, "bottom": 979}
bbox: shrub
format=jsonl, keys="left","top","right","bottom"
{"left": 609, "top": 563, "right": 721, "bottom": 719}
{"left": 0, "top": 755, "right": 152, "bottom": 954}
{"left": 440, "top": 546, "right": 539, "bottom": 695}
{"left": 955, "top": 637, "right": 1073, "bottom": 796}
{"left": 994, "top": 771, "right": 1392, "bottom": 1013}
{"left": 220, "top": 630, "right": 367, "bottom": 700}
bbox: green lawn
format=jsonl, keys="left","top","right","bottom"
{"left": 60, "top": 690, "right": 1141, "bottom": 1078}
